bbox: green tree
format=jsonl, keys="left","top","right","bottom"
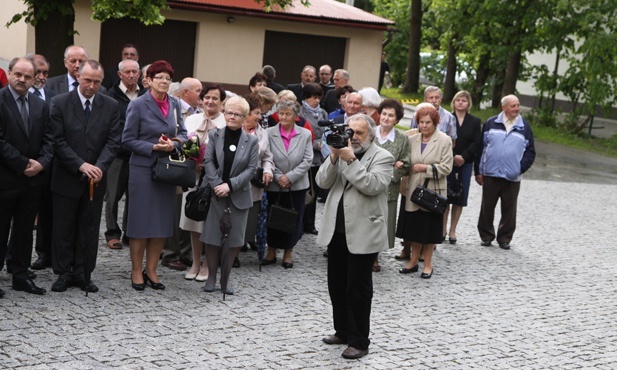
{"left": 7, "top": 0, "right": 308, "bottom": 76}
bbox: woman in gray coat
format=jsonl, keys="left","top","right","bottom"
{"left": 123, "top": 60, "right": 187, "bottom": 291}
{"left": 200, "top": 96, "right": 259, "bottom": 295}
{"left": 262, "top": 100, "right": 313, "bottom": 268}
{"left": 299, "top": 83, "right": 328, "bottom": 235}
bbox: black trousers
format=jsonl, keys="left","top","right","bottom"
{"left": 327, "top": 232, "right": 377, "bottom": 350}
{"left": 303, "top": 166, "right": 321, "bottom": 231}
{"left": 0, "top": 184, "right": 42, "bottom": 279}
{"left": 477, "top": 176, "right": 521, "bottom": 244}
{"left": 52, "top": 190, "right": 103, "bottom": 278}
{"left": 34, "top": 178, "right": 53, "bottom": 263}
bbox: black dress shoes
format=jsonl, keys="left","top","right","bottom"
{"left": 13, "top": 278, "right": 46, "bottom": 295}
{"left": 143, "top": 270, "right": 165, "bottom": 290}
{"left": 399, "top": 264, "right": 419, "bottom": 274}
{"left": 51, "top": 275, "right": 73, "bottom": 292}
{"left": 481, "top": 240, "right": 492, "bottom": 247}
{"left": 341, "top": 346, "right": 369, "bottom": 359}
{"left": 420, "top": 269, "right": 433, "bottom": 279}
{"left": 233, "top": 257, "right": 241, "bottom": 268}
{"left": 260, "top": 258, "right": 277, "bottom": 266}
{"left": 31, "top": 259, "right": 51, "bottom": 270}
{"left": 131, "top": 277, "right": 145, "bottom": 291}
{"left": 304, "top": 228, "right": 318, "bottom": 235}
{"left": 498, "top": 242, "right": 511, "bottom": 250}
{"left": 0, "top": 288, "right": 5, "bottom": 298}
{"left": 323, "top": 335, "right": 346, "bottom": 345}
{"left": 80, "top": 281, "right": 99, "bottom": 293}
{"left": 281, "top": 262, "right": 294, "bottom": 269}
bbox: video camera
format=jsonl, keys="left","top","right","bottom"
{"left": 318, "top": 120, "right": 355, "bottom": 149}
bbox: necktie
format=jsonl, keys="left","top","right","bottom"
{"left": 19, "top": 95, "right": 29, "bottom": 134}
{"left": 33, "top": 88, "right": 42, "bottom": 97}
{"left": 85, "top": 100, "right": 91, "bottom": 122}
{"left": 72, "top": 81, "right": 79, "bottom": 91}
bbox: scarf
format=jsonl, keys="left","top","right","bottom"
{"left": 302, "top": 100, "right": 322, "bottom": 120}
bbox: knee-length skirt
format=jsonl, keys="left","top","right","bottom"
{"left": 200, "top": 196, "right": 249, "bottom": 248}
{"left": 126, "top": 164, "right": 177, "bottom": 238}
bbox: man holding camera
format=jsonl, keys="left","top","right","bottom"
{"left": 316, "top": 114, "right": 394, "bottom": 359}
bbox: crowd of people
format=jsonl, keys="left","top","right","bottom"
{"left": 0, "top": 43, "right": 536, "bottom": 360}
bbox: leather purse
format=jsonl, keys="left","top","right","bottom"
{"left": 250, "top": 167, "right": 265, "bottom": 188}
{"left": 184, "top": 183, "right": 212, "bottom": 221}
{"left": 410, "top": 165, "right": 447, "bottom": 215}
{"left": 267, "top": 191, "right": 298, "bottom": 234}
{"left": 151, "top": 138, "right": 196, "bottom": 188}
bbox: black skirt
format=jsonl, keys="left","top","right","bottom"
{"left": 401, "top": 210, "right": 443, "bottom": 244}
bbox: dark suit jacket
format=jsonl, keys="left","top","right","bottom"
{"left": 286, "top": 83, "right": 303, "bottom": 101}
{"left": 453, "top": 112, "right": 482, "bottom": 163}
{"left": 49, "top": 90, "right": 121, "bottom": 199}
{"left": 322, "top": 88, "right": 340, "bottom": 114}
{"left": 0, "top": 87, "right": 54, "bottom": 190}
{"left": 267, "top": 80, "right": 284, "bottom": 94}
{"left": 47, "top": 74, "right": 106, "bottom": 95}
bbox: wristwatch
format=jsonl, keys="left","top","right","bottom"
{"left": 347, "top": 157, "right": 357, "bottom": 165}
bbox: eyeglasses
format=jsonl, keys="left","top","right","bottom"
{"left": 152, "top": 76, "right": 172, "bottom": 82}
{"left": 224, "top": 111, "right": 246, "bottom": 119}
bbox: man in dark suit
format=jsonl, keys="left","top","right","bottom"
{"left": 318, "top": 64, "right": 335, "bottom": 94}
{"left": 102, "top": 44, "right": 141, "bottom": 90}
{"left": 47, "top": 45, "right": 106, "bottom": 95}
{"left": 104, "top": 59, "right": 145, "bottom": 250}
{"left": 261, "top": 65, "right": 284, "bottom": 94}
{"left": 286, "top": 65, "right": 316, "bottom": 101}
{"left": 323, "top": 69, "right": 350, "bottom": 114}
{"left": 27, "top": 54, "right": 57, "bottom": 271}
{"left": 49, "top": 60, "right": 121, "bottom": 293}
{"left": 0, "top": 57, "right": 54, "bottom": 296}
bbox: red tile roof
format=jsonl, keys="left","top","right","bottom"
{"left": 169, "top": 0, "right": 394, "bottom": 30}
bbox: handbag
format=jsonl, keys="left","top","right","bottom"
{"left": 267, "top": 191, "right": 298, "bottom": 234}
{"left": 410, "top": 165, "right": 447, "bottom": 215}
{"left": 151, "top": 138, "right": 196, "bottom": 188}
{"left": 184, "top": 183, "right": 212, "bottom": 221}
{"left": 447, "top": 172, "right": 463, "bottom": 204}
{"left": 250, "top": 167, "right": 265, "bottom": 188}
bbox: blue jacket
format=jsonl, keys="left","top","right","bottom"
{"left": 474, "top": 112, "right": 535, "bottom": 182}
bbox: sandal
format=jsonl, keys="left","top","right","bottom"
{"left": 106, "top": 239, "right": 122, "bottom": 250}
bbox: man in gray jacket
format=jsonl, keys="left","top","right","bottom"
{"left": 316, "top": 114, "right": 394, "bottom": 360}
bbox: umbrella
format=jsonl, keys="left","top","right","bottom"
{"left": 219, "top": 199, "right": 232, "bottom": 300}
{"left": 256, "top": 192, "right": 268, "bottom": 271}
{"left": 84, "top": 178, "right": 95, "bottom": 297}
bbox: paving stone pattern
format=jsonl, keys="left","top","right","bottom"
{"left": 0, "top": 176, "right": 615, "bottom": 369}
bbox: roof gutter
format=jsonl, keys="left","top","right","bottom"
{"left": 168, "top": 2, "right": 393, "bottom": 31}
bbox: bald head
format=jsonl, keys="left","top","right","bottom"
{"left": 181, "top": 78, "right": 203, "bottom": 108}
{"left": 63, "top": 45, "right": 88, "bottom": 78}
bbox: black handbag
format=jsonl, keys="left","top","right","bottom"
{"left": 411, "top": 165, "right": 447, "bottom": 215}
{"left": 267, "top": 191, "right": 298, "bottom": 234}
{"left": 250, "top": 167, "right": 265, "bottom": 188}
{"left": 151, "top": 140, "right": 196, "bottom": 188}
{"left": 447, "top": 172, "right": 463, "bottom": 204}
{"left": 184, "top": 183, "right": 212, "bottom": 221}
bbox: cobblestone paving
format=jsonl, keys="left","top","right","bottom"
{"left": 1, "top": 174, "right": 615, "bottom": 369}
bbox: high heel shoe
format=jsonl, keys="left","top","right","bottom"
{"left": 143, "top": 270, "right": 165, "bottom": 290}
{"left": 131, "top": 276, "right": 145, "bottom": 291}
{"left": 420, "top": 268, "right": 433, "bottom": 279}
{"left": 399, "top": 264, "right": 419, "bottom": 274}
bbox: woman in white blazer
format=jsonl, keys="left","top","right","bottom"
{"left": 262, "top": 100, "right": 313, "bottom": 269}
{"left": 399, "top": 105, "right": 452, "bottom": 279}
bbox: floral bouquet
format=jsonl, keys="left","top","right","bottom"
{"left": 183, "top": 132, "right": 205, "bottom": 162}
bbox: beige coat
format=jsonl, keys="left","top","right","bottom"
{"left": 316, "top": 143, "right": 394, "bottom": 254}
{"left": 404, "top": 130, "right": 453, "bottom": 212}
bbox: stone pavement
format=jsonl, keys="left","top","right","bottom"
{"left": 1, "top": 170, "right": 616, "bottom": 369}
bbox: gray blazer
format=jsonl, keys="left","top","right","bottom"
{"left": 204, "top": 128, "right": 259, "bottom": 210}
{"left": 316, "top": 142, "right": 394, "bottom": 254}
{"left": 122, "top": 92, "right": 187, "bottom": 168}
{"left": 266, "top": 123, "right": 313, "bottom": 192}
